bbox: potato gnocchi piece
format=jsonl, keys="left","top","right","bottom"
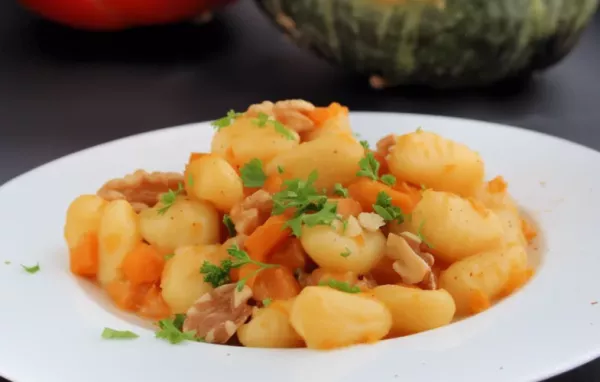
{"left": 160, "top": 244, "right": 224, "bottom": 313}
{"left": 439, "top": 244, "right": 528, "bottom": 315}
{"left": 476, "top": 177, "right": 527, "bottom": 247}
{"left": 300, "top": 222, "right": 386, "bottom": 274}
{"left": 373, "top": 285, "right": 455, "bottom": 336}
{"left": 185, "top": 154, "right": 244, "bottom": 212}
{"left": 290, "top": 286, "right": 392, "bottom": 349}
{"left": 64, "top": 194, "right": 107, "bottom": 249}
{"left": 410, "top": 190, "right": 504, "bottom": 263}
{"left": 238, "top": 299, "right": 304, "bottom": 348}
{"left": 97, "top": 200, "right": 142, "bottom": 286}
{"left": 139, "top": 196, "right": 220, "bottom": 254}
{"left": 388, "top": 131, "right": 484, "bottom": 196}
{"left": 211, "top": 117, "right": 300, "bottom": 168}
{"left": 265, "top": 134, "right": 364, "bottom": 191}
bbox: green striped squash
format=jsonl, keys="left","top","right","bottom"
{"left": 255, "top": 0, "right": 598, "bottom": 88}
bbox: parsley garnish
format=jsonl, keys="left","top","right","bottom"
{"left": 4, "top": 260, "right": 10, "bottom": 265}
{"left": 417, "top": 220, "right": 434, "bottom": 248}
{"left": 356, "top": 152, "right": 380, "bottom": 180}
{"left": 252, "top": 112, "right": 295, "bottom": 140}
{"left": 222, "top": 214, "right": 236, "bottom": 237}
{"left": 340, "top": 248, "right": 351, "bottom": 258}
{"left": 158, "top": 183, "right": 185, "bottom": 215}
{"left": 421, "top": 183, "right": 427, "bottom": 190}
{"left": 240, "top": 158, "right": 267, "bottom": 188}
{"left": 101, "top": 328, "right": 139, "bottom": 340}
{"left": 200, "top": 245, "right": 278, "bottom": 291}
{"left": 212, "top": 110, "right": 242, "bottom": 130}
{"left": 253, "top": 112, "right": 270, "bottom": 127}
{"left": 277, "top": 165, "right": 285, "bottom": 174}
{"left": 416, "top": 126, "right": 423, "bottom": 132}
{"left": 381, "top": 174, "right": 396, "bottom": 186}
{"left": 155, "top": 314, "right": 201, "bottom": 344}
{"left": 200, "top": 260, "right": 232, "bottom": 288}
{"left": 341, "top": 219, "right": 349, "bottom": 233}
{"left": 187, "top": 174, "right": 194, "bottom": 187}
{"left": 272, "top": 120, "right": 296, "bottom": 140}
{"left": 372, "top": 191, "right": 405, "bottom": 223}
{"left": 360, "top": 140, "right": 370, "bottom": 150}
{"left": 21, "top": 263, "right": 40, "bottom": 274}
{"left": 164, "top": 253, "right": 175, "bottom": 261}
{"left": 333, "top": 183, "right": 349, "bottom": 198}
{"left": 262, "top": 298, "right": 272, "bottom": 307}
{"left": 319, "top": 279, "right": 360, "bottom": 294}
{"left": 271, "top": 171, "right": 341, "bottom": 237}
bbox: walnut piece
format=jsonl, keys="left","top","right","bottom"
{"left": 376, "top": 134, "right": 397, "bottom": 159}
{"left": 387, "top": 233, "right": 431, "bottom": 285}
{"left": 183, "top": 284, "right": 253, "bottom": 344}
{"left": 97, "top": 170, "right": 185, "bottom": 212}
{"left": 229, "top": 190, "right": 273, "bottom": 235}
{"left": 246, "top": 99, "right": 317, "bottom": 133}
{"left": 358, "top": 212, "right": 385, "bottom": 232}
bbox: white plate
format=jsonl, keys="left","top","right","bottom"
{"left": 0, "top": 113, "right": 599, "bottom": 382}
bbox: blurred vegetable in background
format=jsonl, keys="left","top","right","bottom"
{"left": 255, "top": 0, "right": 599, "bottom": 89}
{"left": 19, "top": 0, "right": 236, "bottom": 30}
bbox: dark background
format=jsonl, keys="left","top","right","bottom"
{"left": 1, "top": 1, "right": 599, "bottom": 381}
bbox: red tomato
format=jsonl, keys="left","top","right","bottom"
{"left": 19, "top": 0, "right": 235, "bottom": 30}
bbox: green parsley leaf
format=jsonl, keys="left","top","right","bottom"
{"left": 421, "top": 183, "right": 427, "bottom": 190}
{"left": 101, "top": 328, "right": 139, "bottom": 340}
{"left": 340, "top": 248, "right": 351, "bottom": 258}
{"left": 222, "top": 214, "right": 236, "bottom": 238}
{"left": 272, "top": 171, "right": 326, "bottom": 216}
{"left": 187, "top": 174, "right": 194, "bottom": 187}
{"left": 164, "top": 253, "right": 175, "bottom": 261}
{"left": 201, "top": 245, "right": 279, "bottom": 292}
{"left": 356, "top": 152, "right": 380, "bottom": 181}
{"left": 417, "top": 220, "right": 434, "bottom": 248}
{"left": 252, "top": 112, "right": 270, "bottom": 127}
{"left": 158, "top": 183, "right": 185, "bottom": 215}
{"left": 301, "top": 202, "right": 339, "bottom": 228}
{"left": 21, "top": 263, "right": 40, "bottom": 274}
{"left": 277, "top": 165, "right": 285, "bottom": 174}
{"left": 262, "top": 298, "right": 272, "bottom": 307}
{"left": 200, "top": 259, "right": 232, "bottom": 288}
{"left": 353, "top": 132, "right": 362, "bottom": 138}
{"left": 341, "top": 219, "right": 348, "bottom": 234}
{"left": 271, "top": 120, "right": 296, "bottom": 140}
{"left": 240, "top": 158, "right": 267, "bottom": 188}
{"left": 416, "top": 126, "right": 423, "bottom": 132}
{"left": 155, "top": 317, "right": 198, "bottom": 344}
{"left": 380, "top": 174, "right": 397, "bottom": 187}
{"left": 172, "top": 313, "right": 186, "bottom": 331}
{"left": 333, "top": 183, "right": 349, "bottom": 198}
{"left": 252, "top": 112, "right": 295, "bottom": 140}
{"left": 372, "top": 191, "right": 405, "bottom": 223}
{"left": 4, "top": 260, "right": 10, "bottom": 265}
{"left": 211, "top": 110, "right": 243, "bottom": 130}
{"left": 319, "top": 279, "right": 360, "bottom": 294}
{"left": 359, "top": 140, "right": 370, "bottom": 150}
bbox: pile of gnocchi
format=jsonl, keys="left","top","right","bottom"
{"left": 64, "top": 100, "right": 536, "bottom": 349}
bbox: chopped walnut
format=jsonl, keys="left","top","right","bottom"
{"left": 229, "top": 190, "right": 273, "bottom": 235}
{"left": 246, "top": 101, "right": 275, "bottom": 118}
{"left": 97, "top": 170, "right": 185, "bottom": 212}
{"left": 273, "top": 100, "right": 316, "bottom": 133}
{"left": 358, "top": 212, "right": 385, "bottom": 232}
{"left": 183, "top": 284, "right": 253, "bottom": 344}
{"left": 387, "top": 233, "right": 431, "bottom": 285}
{"left": 376, "top": 134, "right": 397, "bottom": 158}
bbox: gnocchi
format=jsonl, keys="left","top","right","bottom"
{"left": 139, "top": 196, "right": 220, "bottom": 253}
{"left": 410, "top": 190, "right": 504, "bottom": 263}
{"left": 63, "top": 99, "right": 536, "bottom": 351}
{"left": 387, "top": 131, "right": 484, "bottom": 196}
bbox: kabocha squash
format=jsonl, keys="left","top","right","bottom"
{"left": 255, "top": 0, "right": 598, "bottom": 88}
